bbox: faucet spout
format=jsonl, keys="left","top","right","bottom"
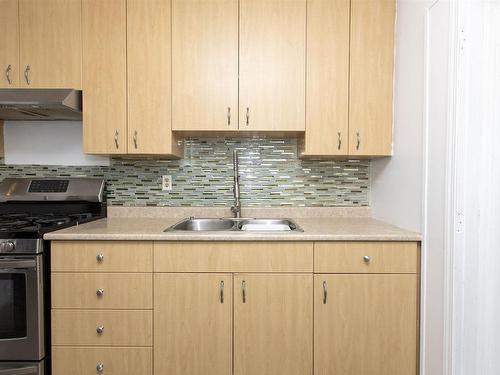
{"left": 231, "top": 150, "right": 242, "bottom": 218}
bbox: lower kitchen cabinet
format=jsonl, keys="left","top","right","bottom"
{"left": 52, "top": 347, "right": 152, "bottom": 375}
{"left": 314, "top": 274, "right": 418, "bottom": 375}
{"left": 154, "top": 273, "right": 233, "bottom": 375}
{"left": 51, "top": 240, "right": 419, "bottom": 375}
{"left": 234, "top": 274, "right": 313, "bottom": 375}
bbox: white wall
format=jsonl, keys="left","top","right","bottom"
{"left": 2, "top": 121, "right": 109, "bottom": 166}
{"left": 371, "top": 1, "right": 451, "bottom": 374}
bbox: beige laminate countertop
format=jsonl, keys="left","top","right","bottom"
{"left": 44, "top": 217, "right": 421, "bottom": 242}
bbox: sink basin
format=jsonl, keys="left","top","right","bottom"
{"left": 168, "top": 218, "right": 236, "bottom": 231}
{"left": 237, "top": 219, "right": 299, "bottom": 231}
{"left": 165, "top": 218, "right": 303, "bottom": 232}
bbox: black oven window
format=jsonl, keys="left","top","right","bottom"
{"left": 0, "top": 273, "right": 27, "bottom": 339}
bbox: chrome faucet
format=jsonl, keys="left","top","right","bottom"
{"left": 231, "top": 150, "right": 242, "bottom": 218}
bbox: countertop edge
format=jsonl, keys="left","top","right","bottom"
{"left": 44, "top": 233, "right": 422, "bottom": 242}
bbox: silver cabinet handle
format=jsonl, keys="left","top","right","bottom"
{"left": 242, "top": 280, "right": 246, "bottom": 303}
{"left": 24, "top": 65, "right": 30, "bottom": 85}
{"left": 5, "top": 65, "right": 12, "bottom": 85}
{"left": 96, "top": 254, "right": 104, "bottom": 263}
{"left": 220, "top": 280, "right": 224, "bottom": 304}
{"left": 96, "top": 363, "right": 104, "bottom": 373}
{"left": 363, "top": 255, "right": 371, "bottom": 263}
{"left": 323, "top": 281, "right": 327, "bottom": 304}
{"left": 133, "top": 130, "right": 138, "bottom": 149}
{"left": 114, "top": 130, "right": 119, "bottom": 149}
{"left": 337, "top": 131, "right": 342, "bottom": 150}
{"left": 246, "top": 107, "right": 250, "bottom": 126}
{"left": 96, "top": 289, "right": 104, "bottom": 297}
{"left": 227, "top": 107, "right": 231, "bottom": 126}
{"left": 96, "top": 325, "right": 104, "bottom": 334}
{"left": 356, "top": 131, "right": 361, "bottom": 150}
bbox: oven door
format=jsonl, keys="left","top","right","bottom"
{"left": 0, "top": 256, "right": 44, "bottom": 361}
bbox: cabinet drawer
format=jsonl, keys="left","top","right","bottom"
{"left": 52, "top": 273, "right": 152, "bottom": 309}
{"left": 52, "top": 347, "right": 152, "bottom": 375}
{"left": 52, "top": 310, "right": 152, "bottom": 346}
{"left": 314, "top": 242, "right": 419, "bottom": 273}
{"left": 155, "top": 242, "right": 313, "bottom": 272}
{"left": 51, "top": 241, "right": 153, "bottom": 272}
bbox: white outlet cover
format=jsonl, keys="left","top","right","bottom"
{"left": 162, "top": 175, "right": 172, "bottom": 191}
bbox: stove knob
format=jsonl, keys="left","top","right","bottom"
{"left": 1, "top": 241, "right": 15, "bottom": 252}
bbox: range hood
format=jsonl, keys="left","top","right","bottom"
{"left": 0, "top": 89, "right": 82, "bottom": 121}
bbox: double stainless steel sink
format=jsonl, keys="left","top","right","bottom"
{"left": 165, "top": 217, "right": 303, "bottom": 232}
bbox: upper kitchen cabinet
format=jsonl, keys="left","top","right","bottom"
{"left": 172, "top": 0, "right": 238, "bottom": 132}
{"left": 127, "top": 0, "right": 182, "bottom": 155}
{"left": 83, "top": 0, "right": 182, "bottom": 157}
{"left": 239, "top": 0, "right": 306, "bottom": 132}
{"left": 302, "top": 0, "right": 350, "bottom": 157}
{"left": 0, "top": 0, "right": 19, "bottom": 88}
{"left": 19, "top": 0, "right": 82, "bottom": 89}
{"left": 82, "top": 0, "right": 127, "bottom": 154}
{"left": 349, "top": 0, "right": 395, "bottom": 156}
{"left": 301, "top": 0, "right": 395, "bottom": 158}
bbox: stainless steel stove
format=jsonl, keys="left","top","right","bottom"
{"left": 0, "top": 178, "right": 106, "bottom": 375}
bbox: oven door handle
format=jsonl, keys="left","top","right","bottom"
{"left": 0, "top": 259, "right": 37, "bottom": 270}
{"left": 0, "top": 365, "right": 39, "bottom": 375}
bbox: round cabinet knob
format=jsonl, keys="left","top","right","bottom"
{"left": 363, "top": 255, "right": 371, "bottom": 263}
{"left": 96, "top": 254, "right": 104, "bottom": 263}
{"left": 96, "top": 363, "right": 104, "bottom": 373}
{"left": 0, "top": 241, "right": 15, "bottom": 253}
{"left": 96, "top": 289, "right": 104, "bottom": 297}
{"left": 96, "top": 325, "right": 105, "bottom": 335}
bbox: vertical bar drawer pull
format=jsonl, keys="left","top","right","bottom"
{"left": 227, "top": 107, "right": 231, "bottom": 126}
{"left": 337, "top": 131, "right": 342, "bottom": 150}
{"left": 5, "top": 65, "right": 12, "bottom": 84}
{"left": 24, "top": 65, "right": 30, "bottom": 85}
{"left": 246, "top": 107, "right": 250, "bottom": 126}
{"left": 220, "top": 280, "right": 224, "bottom": 303}
{"left": 96, "top": 363, "right": 104, "bottom": 373}
{"left": 96, "top": 254, "right": 104, "bottom": 263}
{"left": 356, "top": 131, "right": 361, "bottom": 150}
{"left": 114, "top": 130, "right": 119, "bottom": 149}
{"left": 323, "top": 281, "right": 327, "bottom": 304}
{"left": 133, "top": 130, "right": 138, "bottom": 149}
{"left": 242, "top": 280, "right": 246, "bottom": 303}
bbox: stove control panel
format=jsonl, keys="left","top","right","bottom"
{"left": 29, "top": 180, "right": 69, "bottom": 193}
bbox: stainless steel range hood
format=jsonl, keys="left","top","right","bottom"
{"left": 0, "top": 89, "right": 82, "bottom": 121}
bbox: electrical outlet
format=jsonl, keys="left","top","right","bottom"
{"left": 162, "top": 175, "right": 172, "bottom": 191}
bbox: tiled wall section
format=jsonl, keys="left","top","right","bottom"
{"left": 0, "top": 138, "right": 370, "bottom": 207}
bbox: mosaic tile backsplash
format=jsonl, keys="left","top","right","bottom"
{"left": 0, "top": 138, "right": 370, "bottom": 207}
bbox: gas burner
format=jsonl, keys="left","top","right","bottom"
{"left": 34, "top": 217, "right": 72, "bottom": 227}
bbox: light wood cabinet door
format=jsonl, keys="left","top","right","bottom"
{"left": 82, "top": 0, "right": 127, "bottom": 154}
{"left": 302, "top": 0, "right": 349, "bottom": 157}
{"left": 127, "top": 0, "right": 181, "bottom": 156}
{"left": 172, "top": 0, "right": 238, "bottom": 131}
{"left": 349, "top": 0, "right": 395, "bottom": 156}
{"left": 19, "top": 0, "right": 81, "bottom": 89}
{"left": 0, "top": 0, "right": 19, "bottom": 88}
{"left": 154, "top": 273, "right": 233, "bottom": 375}
{"left": 239, "top": 0, "right": 306, "bottom": 132}
{"left": 234, "top": 274, "right": 313, "bottom": 375}
{"left": 314, "top": 274, "right": 418, "bottom": 375}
